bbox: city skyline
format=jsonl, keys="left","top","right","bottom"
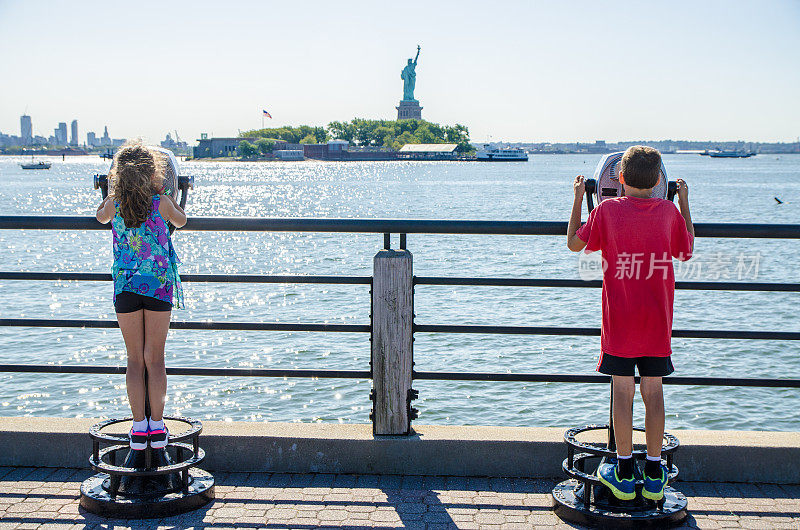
{"left": 1, "top": 0, "right": 799, "bottom": 144}
{"left": 2, "top": 114, "right": 122, "bottom": 148}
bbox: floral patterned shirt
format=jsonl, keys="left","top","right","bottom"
{"left": 112, "top": 195, "right": 183, "bottom": 308}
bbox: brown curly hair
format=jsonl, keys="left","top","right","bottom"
{"left": 620, "top": 145, "right": 661, "bottom": 189}
{"left": 110, "top": 143, "right": 165, "bottom": 228}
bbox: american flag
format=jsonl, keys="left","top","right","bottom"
{"left": 263, "top": 110, "right": 272, "bottom": 119}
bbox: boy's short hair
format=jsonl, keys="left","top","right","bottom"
{"left": 620, "top": 145, "right": 661, "bottom": 189}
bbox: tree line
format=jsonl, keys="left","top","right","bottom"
{"left": 238, "top": 119, "right": 473, "bottom": 157}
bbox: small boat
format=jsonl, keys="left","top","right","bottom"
{"left": 705, "top": 150, "right": 755, "bottom": 158}
{"left": 476, "top": 144, "right": 528, "bottom": 161}
{"left": 20, "top": 158, "right": 51, "bottom": 170}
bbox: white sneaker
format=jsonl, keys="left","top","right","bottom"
{"left": 149, "top": 425, "right": 169, "bottom": 449}
{"left": 129, "top": 426, "right": 148, "bottom": 451}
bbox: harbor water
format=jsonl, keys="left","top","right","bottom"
{"left": 0, "top": 154, "right": 798, "bottom": 431}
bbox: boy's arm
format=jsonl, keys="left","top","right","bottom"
{"left": 567, "top": 175, "right": 588, "bottom": 252}
{"left": 676, "top": 178, "right": 694, "bottom": 252}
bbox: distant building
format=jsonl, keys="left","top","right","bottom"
{"left": 55, "top": 122, "right": 68, "bottom": 145}
{"left": 101, "top": 126, "right": 111, "bottom": 146}
{"left": 161, "top": 132, "right": 188, "bottom": 153}
{"left": 20, "top": 115, "right": 32, "bottom": 145}
{"left": 87, "top": 132, "right": 97, "bottom": 147}
{"left": 70, "top": 120, "right": 78, "bottom": 146}
{"left": 274, "top": 149, "right": 304, "bottom": 161}
{"left": 397, "top": 143, "right": 458, "bottom": 160}
{"left": 194, "top": 137, "right": 259, "bottom": 158}
{"left": 303, "top": 140, "right": 399, "bottom": 161}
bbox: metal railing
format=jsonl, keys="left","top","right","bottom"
{"left": 1, "top": 216, "right": 799, "bottom": 418}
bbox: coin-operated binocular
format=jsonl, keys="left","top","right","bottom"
{"left": 93, "top": 147, "right": 193, "bottom": 232}
{"left": 583, "top": 152, "right": 677, "bottom": 213}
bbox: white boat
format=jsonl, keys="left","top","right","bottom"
{"left": 20, "top": 157, "right": 51, "bottom": 170}
{"left": 706, "top": 150, "right": 755, "bottom": 158}
{"left": 476, "top": 144, "right": 528, "bottom": 162}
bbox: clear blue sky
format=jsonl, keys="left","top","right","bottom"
{"left": 1, "top": 0, "right": 798, "bottom": 144}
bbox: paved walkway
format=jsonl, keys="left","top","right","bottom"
{"left": 0, "top": 467, "right": 798, "bottom": 529}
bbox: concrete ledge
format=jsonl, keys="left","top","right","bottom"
{"left": 1, "top": 418, "right": 799, "bottom": 483}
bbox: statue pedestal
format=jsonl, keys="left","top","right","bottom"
{"left": 397, "top": 100, "right": 422, "bottom": 120}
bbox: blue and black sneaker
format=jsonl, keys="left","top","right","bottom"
{"left": 642, "top": 463, "right": 669, "bottom": 501}
{"left": 596, "top": 461, "right": 636, "bottom": 500}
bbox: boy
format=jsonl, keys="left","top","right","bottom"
{"left": 566, "top": 146, "right": 694, "bottom": 501}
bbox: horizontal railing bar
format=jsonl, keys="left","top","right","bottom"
{"left": 0, "top": 272, "right": 796, "bottom": 292}
{"left": 0, "top": 272, "right": 371, "bottom": 284}
{"left": 413, "top": 324, "right": 800, "bottom": 340}
{"left": 1, "top": 216, "right": 799, "bottom": 238}
{"left": 414, "top": 277, "right": 800, "bottom": 292}
{"left": 412, "top": 371, "right": 800, "bottom": 387}
{"left": 0, "top": 319, "right": 369, "bottom": 333}
{"left": 1, "top": 364, "right": 796, "bottom": 387}
{"left": 0, "top": 364, "right": 370, "bottom": 379}
{"left": 1, "top": 319, "right": 793, "bottom": 340}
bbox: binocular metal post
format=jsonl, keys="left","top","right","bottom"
{"left": 79, "top": 372, "right": 214, "bottom": 518}
{"left": 551, "top": 382, "right": 688, "bottom": 528}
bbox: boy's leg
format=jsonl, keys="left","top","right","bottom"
{"left": 640, "top": 376, "right": 665, "bottom": 459}
{"left": 612, "top": 375, "right": 636, "bottom": 456}
{"left": 595, "top": 374, "right": 637, "bottom": 500}
{"left": 640, "top": 374, "right": 669, "bottom": 499}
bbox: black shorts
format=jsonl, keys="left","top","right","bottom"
{"left": 114, "top": 291, "right": 172, "bottom": 313}
{"left": 597, "top": 352, "right": 674, "bottom": 377}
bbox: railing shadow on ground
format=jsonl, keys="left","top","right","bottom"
{"left": 1, "top": 467, "right": 799, "bottom": 528}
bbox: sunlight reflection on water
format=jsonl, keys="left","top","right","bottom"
{"left": 0, "top": 154, "right": 798, "bottom": 430}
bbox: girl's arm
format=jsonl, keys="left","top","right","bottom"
{"left": 159, "top": 194, "right": 187, "bottom": 228}
{"left": 96, "top": 195, "right": 115, "bottom": 224}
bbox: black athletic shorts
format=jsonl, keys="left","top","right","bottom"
{"left": 597, "top": 352, "right": 674, "bottom": 377}
{"left": 114, "top": 291, "right": 172, "bottom": 313}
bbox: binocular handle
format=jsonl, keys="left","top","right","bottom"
{"left": 94, "top": 174, "right": 109, "bottom": 200}
{"left": 177, "top": 175, "right": 194, "bottom": 210}
{"left": 667, "top": 181, "right": 677, "bottom": 202}
{"left": 584, "top": 178, "right": 597, "bottom": 213}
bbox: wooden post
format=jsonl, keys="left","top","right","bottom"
{"left": 371, "top": 249, "right": 413, "bottom": 435}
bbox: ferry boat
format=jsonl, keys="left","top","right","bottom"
{"left": 703, "top": 150, "right": 755, "bottom": 158}
{"left": 20, "top": 158, "right": 51, "bottom": 170}
{"left": 476, "top": 145, "right": 529, "bottom": 162}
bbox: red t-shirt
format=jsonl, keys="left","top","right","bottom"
{"left": 576, "top": 196, "right": 693, "bottom": 358}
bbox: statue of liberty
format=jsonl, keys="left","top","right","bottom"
{"left": 401, "top": 45, "right": 421, "bottom": 101}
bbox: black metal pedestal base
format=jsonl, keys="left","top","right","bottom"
{"left": 79, "top": 416, "right": 214, "bottom": 519}
{"left": 553, "top": 479, "right": 688, "bottom": 528}
{"left": 80, "top": 468, "right": 214, "bottom": 519}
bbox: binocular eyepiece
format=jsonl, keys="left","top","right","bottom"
{"left": 583, "top": 178, "right": 678, "bottom": 213}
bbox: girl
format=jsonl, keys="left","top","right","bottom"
{"left": 96, "top": 143, "right": 186, "bottom": 450}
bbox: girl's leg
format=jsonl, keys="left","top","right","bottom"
{"left": 612, "top": 375, "right": 636, "bottom": 456}
{"left": 640, "top": 376, "right": 665, "bottom": 458}
{"left": 118, "top": 310, "right": 146, "bottom": 421}
{"left": 143, "top": 309, "right": 171, "bottom": 421}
